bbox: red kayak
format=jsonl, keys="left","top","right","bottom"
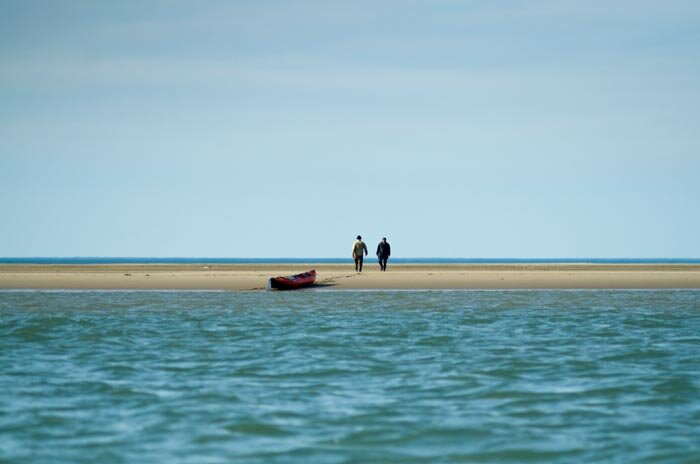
{"left": 268, "top": 270, "right": 317, "bottom": 290}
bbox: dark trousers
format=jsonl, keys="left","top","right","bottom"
{"left": 378, "top": 257, "right": 388, "bottom": 271}
{"left": 354, "top": 256, "right": 364, "bottom": 272}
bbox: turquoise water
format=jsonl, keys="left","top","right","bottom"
{"left": 3, "top": 257, "right": 700, "bottom": 264}
{"left": 1, "top": 290, "right": 699, "bottom": 463}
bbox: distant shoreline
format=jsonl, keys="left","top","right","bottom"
{"left": 2, "top": 257, "right": 700, "bottom": 265}
{"left": 2, "top": 263, "right": 700, "bottom": 291}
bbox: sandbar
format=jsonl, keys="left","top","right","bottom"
{"left": 1, "top": 263, "right": 700, "bottom": 291}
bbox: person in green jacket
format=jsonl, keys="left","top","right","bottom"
{"left": 352, "top": 235, "right": 368, "bottom": 272}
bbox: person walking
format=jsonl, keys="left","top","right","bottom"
{"left": 352, "top": 235, "right": 368, "bottom": 272}
{"left": 376, "top": 237, "right": 391, "bottom": 271}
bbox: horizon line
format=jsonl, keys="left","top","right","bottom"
{"left": 2, "top": 257, "right": 700, "bottom": 261}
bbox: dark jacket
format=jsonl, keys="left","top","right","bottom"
{"left": 376, "top": 241, "right": 391, "bottom": 259}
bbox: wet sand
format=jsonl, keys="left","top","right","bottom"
{"left": 2, "top": 264, "right": 700, "bottom": 291}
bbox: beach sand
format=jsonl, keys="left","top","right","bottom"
{"left": 2, "top": 264, "right": 700, "bottom": 291}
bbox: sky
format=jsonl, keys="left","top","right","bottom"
{"left": 1, "top": 0, "right": 699, "bottom": 258}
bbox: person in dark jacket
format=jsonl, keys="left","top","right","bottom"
{"left": 376, "top": 237, "right": 391, "bottom": 271}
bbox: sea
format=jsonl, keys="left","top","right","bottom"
{"left": 2, "top": 257, "right": 700, "bottom": 264}
{"left": 1, "top": 288, "right": 699, "bottom": 463}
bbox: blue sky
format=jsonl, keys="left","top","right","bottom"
{"left": 1, "top": 1, "right": 699, "bottom": 258}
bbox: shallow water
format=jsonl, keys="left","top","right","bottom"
{"left": 1, "top": 290, "right": 699, "bottom": 463}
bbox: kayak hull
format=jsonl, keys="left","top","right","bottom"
{"left": 268, "top": 270, "right": 317, "bottom": 290}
